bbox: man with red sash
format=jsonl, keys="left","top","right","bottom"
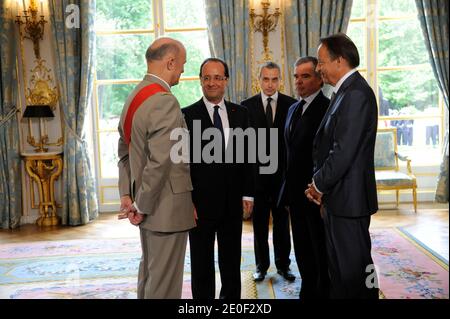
{"left": 117, "top": 37, "right": 196, "bottom": 299}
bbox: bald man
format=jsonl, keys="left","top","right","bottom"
{"left": 117, "top": 37, "right": 196, "bottom": 298}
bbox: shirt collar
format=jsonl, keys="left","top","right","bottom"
{"left": 333, "top": 68, "right": 357, "bottom": 93}
{"left": 261, "top": 91, "right": 279, "bottom": 102}
{"left": 203, "top": 96, "right": 226, "bottom": 111}
{"left": 300, "top": 89, "right": 321, "bottom": 105}
{"left": 146, "top": 73, "right": 171, "bottom": 90}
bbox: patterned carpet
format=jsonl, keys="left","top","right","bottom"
{"left": 0, "top": 228, "right": 447, "bottom": 299}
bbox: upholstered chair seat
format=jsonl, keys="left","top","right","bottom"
{"left": 374, "top": 128, "right": 417, "bottom": 212}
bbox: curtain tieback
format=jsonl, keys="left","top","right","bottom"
{"left": 59, "top": 105, "right": 86, "bottom": 146}
{"left": 0, "top": 107, "right": 19, "bottom": 128}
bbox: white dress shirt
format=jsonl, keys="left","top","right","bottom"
{"left": 202, "top": 97, "right": 230, "bottom": 148}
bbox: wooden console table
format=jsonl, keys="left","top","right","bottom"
{"left": 21, "top": 151, "right": 63, "bottom": 226}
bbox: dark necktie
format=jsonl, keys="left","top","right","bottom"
{"left": 290, "top": 99, "right": 307, "bottom": 135}
{"left": 330, "top": 91, "right": 336, "bottom": 105}
{"left": 213, "top": 105, "right": 225, "bottom": 150}
{"left": 266, "top": 97, "right": 273, "bottom": 128}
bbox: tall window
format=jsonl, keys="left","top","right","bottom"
{"left": 347, "top": 0, "right": 444, "bottom": 167}
{"left": 93, "top": 0, "right": 210, "bottom": 211}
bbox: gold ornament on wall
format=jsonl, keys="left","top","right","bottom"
{"left": 23, "top": 59, "right": 62, "bottom": 153}
{"left": 249, "top": 0, "right": 281, "bottom": 62}
{"left": 26, "top": 59, "right": 58, "bottom": 109}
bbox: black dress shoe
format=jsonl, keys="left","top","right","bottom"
{"left": 277, "top": 269, "right": 295, "bottom": 281}
{"left": 252, "top": 271, "right": 266, "bottom": 282}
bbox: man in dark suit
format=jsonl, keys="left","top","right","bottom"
{"left": 278, "top": 56, "right": 330, "bottom": 299}
{"left": 241, "top": 62, "right": 297, "bottom": 282}
{"left": 183, "top": 58, "right": 254, "bottom": 299}
{"left": 306, "top": 33, "right": 379, "bottom": 299}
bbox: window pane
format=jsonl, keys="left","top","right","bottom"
{"left": 350, "top": 0, "right": 365, "bottom": 18}
{"left": 378, "top": 67, "right": 439, "bottom": 117}
{"left": 164, "top": 0, "right": 207, "bottom": 29}
{"left": 378, "top": 119, "right": 442, "bottom": 166}
{"left": 96, "top": 34, "right": 154, "bottom": 80}
{"left": 97, "top": 83, "right": 136, "bottom": 130}
{"left": 378, "top": 19, "right": 429, "bottom": 67}
{"left": 96, "top": 0, "right": 153, "bottom": 31}
{"left": 166, "top": 31, "right": 210, "bottom": 78}
{"left": 99, "top": 132, "right": 120, "bottom": 178}
{"left": 378, "top": 0, "right": 417, "bottom": 17}
{"left": 172, "top": 80, "right": 203, "bottom": 108}
{"left": 346, "top": 22, "right": 366, "bottom": 68}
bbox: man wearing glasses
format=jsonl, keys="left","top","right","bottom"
{"left": 182, "top": 58, "right": 255, "bottom": 299}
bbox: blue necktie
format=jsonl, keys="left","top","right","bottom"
{"left": 213, "top": 105, "right": 224, "bottom": 134}
{"left": 213, "top": 105, "right": 225, "bottom": 151}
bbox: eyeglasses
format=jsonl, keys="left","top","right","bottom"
{"left": 200, "top": 75, "right": 227, "bottom": 82}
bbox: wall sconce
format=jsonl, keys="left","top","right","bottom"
{"left": 249, "top": 0, "right": 281, "bottom": 61}
{"left": 15, "top": 0, "right": 47, "bottom": 60}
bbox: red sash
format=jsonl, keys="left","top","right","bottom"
{"left": 124, "top": 83, "right": 168, "bottom": 145}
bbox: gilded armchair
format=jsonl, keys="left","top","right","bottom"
{"left": 374, "top": 128, "right": 417, "bottom": 212}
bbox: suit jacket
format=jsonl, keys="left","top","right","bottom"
{"left": 241, "top": 92, "right": 297, "bottom": 194}
{"left": 182, "top": 98, "right": 255, "bottom": 221}
{"left": 312, "top": 72, "right": 379, "bottom": 218}
{"left": 278, "top": 91, "right": 329, "bottom": 206}
{"left": 117, "top": 74, "right": 196, "bottom": 232}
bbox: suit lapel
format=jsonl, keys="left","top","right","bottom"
{"left": 255, "top": 94, "right": 267, "bottom": 127}
{"left": 273, "top": 95, "right": 283, "bottom": 127}
{"left": 284, "top": 103, "right": 297, "bottom": 145}
{"left": 315, "top": 72, "right": 360, "bottom": 137}
{"left": 196, "top": 99, "right": 214, "bottom": 128}
{"left": 302, "top": 91, "right": 322, "bottom": 118}
{"left": 315, "top": 96, "right": 336, "bottom": 139}
{"left": 225, "top": 100, "right": 237, "bottom": 128}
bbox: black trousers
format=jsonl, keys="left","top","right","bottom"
{"left": 322, "top": 207, "right": 379, "bottom": 299}
{"left": 189, "top": 216, "right": 242, "bottom": 299}
{"left": 253, "top": 191, "right": 291, "bottom": 273}
{"left": 290, "top": 199, "right": 329, "bottom": 299}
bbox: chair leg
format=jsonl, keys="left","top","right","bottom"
{"left": 412, "top": 187, "right": 417, "bottom": 213}
{"left": 396, "top": 190, "right": 399, "bottom": 208}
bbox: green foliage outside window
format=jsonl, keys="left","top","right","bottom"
{"left": 349, "top": 0, "right": 439, "bottom": 114}
{"left": 96, "top": 0, "right": 153, "bottom": 30}
{"left": 95, "top": 0, "right": 209, "bottom": 120}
